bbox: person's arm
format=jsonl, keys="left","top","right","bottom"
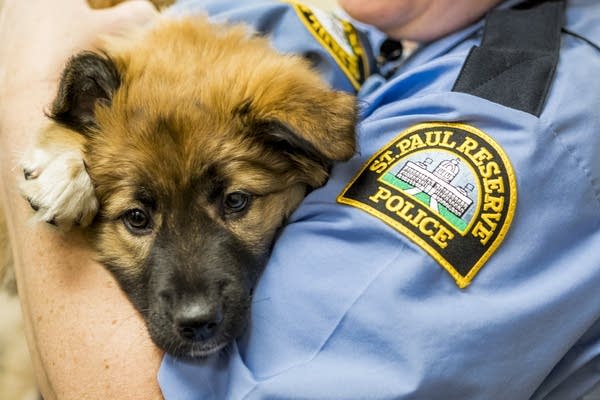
{"left": 0, "top": 1, "right": 164, "bottom": 399}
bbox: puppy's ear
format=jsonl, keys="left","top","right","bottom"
{"left": 244, "top": 90, "right": 357, "bottom": 188}
{"left": 49, "top": 51, "right": 120, "bottom": 134}
{"left": 271, "top": 90, "right": 357, "bottom": 162}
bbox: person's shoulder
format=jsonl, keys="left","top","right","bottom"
{"left": 540, "top": 1, "right": 599, "bottom": 122}
{"left": 557, "top": 0, "right": 600, "bottom": 85}
{"left": 564, "top": 0, "right": 600, "bottom": 51}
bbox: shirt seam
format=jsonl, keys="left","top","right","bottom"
{"left": 539, "top": 117, "right": 600, "bottom": 217}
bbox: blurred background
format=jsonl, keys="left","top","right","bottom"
{"left": 304, "top": 0, "right": 338, "bottom": 10}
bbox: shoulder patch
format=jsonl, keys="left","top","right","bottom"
{"left": 338, "top": 122, "right": 517, "bottom": 288}
{"left": 287, "top": 1, "right": 370, "bottom": 90}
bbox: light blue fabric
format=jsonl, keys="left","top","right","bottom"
{"left": 164, "top": 0, "right": 377, "bottom": 93}
{"left": 159, "top": 1, "right": 600, "bottom": 398}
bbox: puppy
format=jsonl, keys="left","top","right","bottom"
{"left": 1, "top": 0, "right": 356, "bottom": 375}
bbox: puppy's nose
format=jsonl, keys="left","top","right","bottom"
{"left": 174, "top": 303, "right": 223, "bottom": 342}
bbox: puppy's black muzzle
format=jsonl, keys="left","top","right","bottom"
{"left": 141, "top": 209, "right": 262, "bottom": 357}
{"left": 174, "top": 298, "right": 223, "bottom": 342}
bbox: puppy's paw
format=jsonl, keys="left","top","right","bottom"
{"left": 19, "top": 148, "right": 98, "bottom": 229}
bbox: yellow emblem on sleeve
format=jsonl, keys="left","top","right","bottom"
{"left": 338, "top": 122, "right": 518, "bottom": 288}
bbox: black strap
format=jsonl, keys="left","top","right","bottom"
{"left": 452, "top": 0, "right": 565, "bottom": 116}
{"left": 378, "top": 39, "right": 404, "bottom": 64}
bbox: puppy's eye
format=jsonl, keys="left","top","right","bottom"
{"left": 123, "top": 208, "right": 152, "bottom": 234}
{"left": 223, "top": 192, "right": 250, "bottom": 213}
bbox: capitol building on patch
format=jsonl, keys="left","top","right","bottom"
{"left": 396, "top": 158, "right": 474, "bottom": 218}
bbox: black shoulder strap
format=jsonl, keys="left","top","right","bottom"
{"left": 452, "top": 0, "right": 565, "bottom": 116}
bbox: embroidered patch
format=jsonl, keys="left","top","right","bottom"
{"left": 338, "top": 122, "right": 517, "bottom": 288}
{"left": 288, "top": 1, "right": 370, "bottom": 90}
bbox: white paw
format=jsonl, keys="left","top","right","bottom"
{"left": 19, "top": 148, "right": 98, "bottom": 229}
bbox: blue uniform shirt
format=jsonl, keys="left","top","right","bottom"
{"left": 164, "top": 0, "right": 378, "bottom": 94}
{"left": 159, "top": 1, "right": 600, "bottom": 398}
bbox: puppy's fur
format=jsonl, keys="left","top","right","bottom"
{"left": 0, "top": 0, "right": 356, "bottom": 393}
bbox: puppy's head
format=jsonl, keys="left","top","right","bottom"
{"left": 49, "top": 17, "right": 356, "bottom": 358}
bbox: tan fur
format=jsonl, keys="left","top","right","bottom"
{"left": 85, "top": 16, "right": 355, "bottom": 270}
{"left": 1, "top": 11, "right": 356, "bottom": 393}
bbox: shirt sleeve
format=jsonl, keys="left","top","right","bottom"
{"left": 158, "top": 2, "right": 600, "bottom": 399}
{"left": 159, "top": 95, "right": 600, "bottom": 400}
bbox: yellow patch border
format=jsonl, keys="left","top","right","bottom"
{"left": 285, "top": 0, "right": 370, "bottom": 90}
{"left": 337, "top": 122, "right": 518, "bottom": 288}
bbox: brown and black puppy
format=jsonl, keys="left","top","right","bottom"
{"left": 13, "top": 14, "right": 356, "bottom": 359}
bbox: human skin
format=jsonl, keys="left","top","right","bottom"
{"left": 338, "top": 0, "right": 503, "bottom": 42}
{"left": 0, "top": 1, "right": 163, "bottom": 399}
{"left": 0, "top": 0, "right": 503, "bottom": 398}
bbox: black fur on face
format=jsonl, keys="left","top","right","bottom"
{"left": 93, "top": 162, "right": 275, "bottom": 359}
{"left": 104, "top": 204, "right": 262, "bottom": 358}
